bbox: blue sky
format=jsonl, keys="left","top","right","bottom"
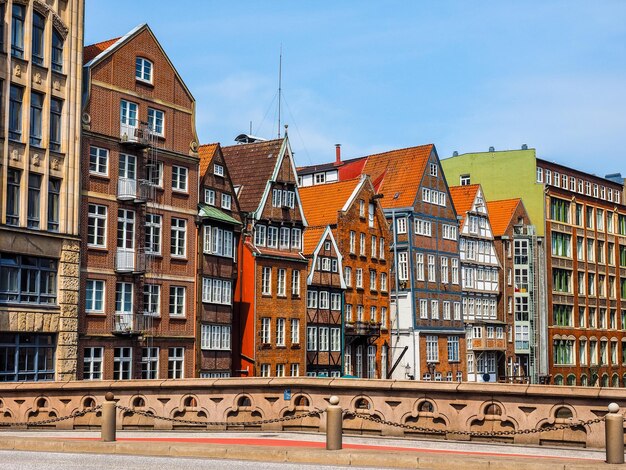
{"left": 86, "top": 1, "right": 626, "bottom": 175}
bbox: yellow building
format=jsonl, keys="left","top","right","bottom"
{"left": 0, "top": 0, "right": 84, "bottom": 381}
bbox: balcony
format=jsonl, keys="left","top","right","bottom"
{"left": 345, "top": 321, "right": 381, "bottom": 337}
{"left": 117, "top": 178, "right": 155, "bottom": 202}
{"left": 120, "top": 123, "right": 150, "bottom": 148}
{"left": 117, "top": 177, "right": 137, "bottom": 200}
{"left": 471, "top": 337, "right": 507, "bottom": 351}
{"left": 115, "top": 249, "right": 147, "bottom": 273}
{"left": 113, "top": 312, "right": 145, "bottom": 335}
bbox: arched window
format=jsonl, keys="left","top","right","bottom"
{"left": 612, "top": 374, "right": 619, "bottom": 388}
{"left": 601, "top": 374, "right": 609, "bottom": 387}
{"left": 554, "top": 374, "right": 564, "bottom": 385}
{"left": 566, "top": 374, "right": 576, "bottom": 386}
{"left": 580, "top": 374, "right": 588, "bottom": 386}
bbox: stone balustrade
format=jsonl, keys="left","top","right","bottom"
{"left": 0, "top": 378, "right": 623, "bottom": 448}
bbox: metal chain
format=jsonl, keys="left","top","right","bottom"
{"left": 0, "top": 405, "right": 102, "bottom": 427}
{"left": 115, "top": 405, "right": 324, "bottom": 427}
{"left": 347, "top": 411, "right": 604, "bottom": 437}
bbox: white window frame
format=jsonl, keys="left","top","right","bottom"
{"left": 135, "top": 57, "right": 153, "bottom": 83}
{"left": 89, "top": 146, "right": 108, "bottom": 176}
{"left": 169, "top": 286, "right": 186, "bottom": 317}
{"left": 172, "top": 166, "right": 188, "bottom": 192}
{"left": 170, "top": 217, "right": 187, "bottom": 257}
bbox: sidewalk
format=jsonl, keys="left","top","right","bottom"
{"left": 0, "top": 430, "right": 619, "bottom": 469}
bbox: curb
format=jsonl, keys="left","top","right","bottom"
{"left": 0, "top": 437, "right": 618, "bottom": 469}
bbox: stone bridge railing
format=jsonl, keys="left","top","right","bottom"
{"left": 0, "top": 378, "right": 623, "bottom": 448}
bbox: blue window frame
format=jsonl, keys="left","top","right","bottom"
{"left": 0, "top": 334, "right": 55, "bottom": 382}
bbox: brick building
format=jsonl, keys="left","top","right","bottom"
{"left": 79, "top": 25, "right": 199, "bottom": 380}
{"left": 197, "top": 143, "right": 242, "bottom": 377}
{"left": 487, "top": 198, "right": 537, "bottom": 382}
{"left": 299, "top": 176, "right": 391, "bottom": 378}
{"left": 0, "top": 0, "right": 84, "bottom": 381}
{"left": 302, "top": 226, "right": 345, "bottom": 377}
{"left": 223, "top": 135, "right": 308, "bottom": 378}
{"left": 538, "top": 160, "right": 626, "bottom": 387}
{"left": 450, "top": 185, "right": 501, "bottom": 382}
{"left": 299, "top": 145, "right": 465, "bottom": 382}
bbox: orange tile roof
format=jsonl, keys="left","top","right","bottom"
{"left": 303, "top": 227, "right": 328, "bottom": 256}
{"left": 486, "top": 198, "right": 522, "bottom": 237}
{"left": 198, "top": 143, "right": 218, "bottom": 178}
{"left": 359, "top": 144, "right": 434, "bottom": 209}
{"left": 84, "top": 37, "right": 120, "bottom": 63}
{"left": 449, "top": 184, "right": 480, "bottom": 226}
{"left": 299, "top": 178, "right": 362, "bottom": 228}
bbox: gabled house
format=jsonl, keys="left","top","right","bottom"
{"left": 486, "top": 198, "right": 537, "bottom": 382}
{"left": 449, "top": 184, "right": 501, "bottom": 382}
{"left": 197, "top": 143, "right": 242, "bottom": 377}
{"left": 299, "top": 176, "right": 391, "bottom": 378}
{"left": 223, "top": 135, "right": 308, "bottom": 378}
{"left": 299, "top": 144, "right": 465, "bottom": 381}
{"left": 303, "top": 226, "right": 346, "bottom": 377}
{"left": 80, "top": 24, "right": 199, "bottom": 380}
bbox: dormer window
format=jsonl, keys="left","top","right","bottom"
{"left": 214, "top": 164, "right": 224, "bottom": 177}
{"left": 135, "top": 57, "right": 153, "bottom": 84}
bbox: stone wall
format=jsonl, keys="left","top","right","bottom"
{"left": 0, "top": 378, "right": 622, "bottom": 448}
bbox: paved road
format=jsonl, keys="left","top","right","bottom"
{"left": 0, "top": 450, "right": 383, "bottom": 470}
{"left": 1, "top": 430, "right": 606, "bottom": 461}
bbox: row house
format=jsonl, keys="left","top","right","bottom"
{"left": 79, "top": 25, "right": 199, "bottom": 380}
{"left": 487, "top": 198, "right": 537, "bottom": 382}
{"left": 450, "top": 185, "right": 501, "bottom": 382}
{"left": 302, "top": 226, "right": 346, "bottom": 377}
{"left": 299, "top": 176, "right": 391, "bottom": 378}
{"left": 197, "top": 144, "right": 242, "bottom": 377}
{"left": 0, "top": 0, "right": 84, "bottom": 381}
{"left": 299, "top": 144, "right": 465, "bottom": 382}
{"left": 223, "top": 135, "right": 308, "bottom": 378}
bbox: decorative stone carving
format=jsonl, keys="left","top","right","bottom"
{"left": 11, "top": 149, "right": 20, "bottom": 161}
{"left": 14, "top": 64, "right": 21, "bottom": 78}
{"left": 32, "top": 154, "right": 41, "bottom": 167}
{"left": 34, "top": 72, "right": 42, "bottom": 85}
{"left": 51, "top": 158, "right": 60, "bottom": 171}
{"left": 53, "top": 80, "right": 61, "bottom": 91}
{"left": 32, "top": 0, "right": 50, "bottom": 16}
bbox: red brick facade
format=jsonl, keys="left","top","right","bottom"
{"left": 79, "top": 26, "right": 199, "bottom": 380}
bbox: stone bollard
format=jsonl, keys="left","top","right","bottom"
{"left": 605, "top": 402, "right": 624, "bottom": 464}
{"left": 101, "top": 392, "right": 116, "bottom": 442}
{"left": 326, "top": 395, "right": 342, "bottom": 450}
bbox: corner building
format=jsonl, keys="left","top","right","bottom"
{"left": 0, "top": 0, "right": 84, "bottom": 381}
{"left": 79, "top": 25, "right": 199, "bottom": 380}
{"left": 223, "top": 136, "right": 308, "bottom": 378}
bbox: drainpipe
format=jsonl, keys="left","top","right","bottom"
{"left": 414, "top": 330, "right": 420, "bottom": 381}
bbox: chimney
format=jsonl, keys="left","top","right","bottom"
{"left": 334, "top": 144, "right": 342, "bottom": 166}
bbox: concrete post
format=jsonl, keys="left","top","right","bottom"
{"left": 605, "top": 402, "right": 624, "bottom": 464}
{"left": 101, "top": 392, "right": 116, "bottom": 442}
{"left": 326, "top": 395, "right": 342, "bottom": 450}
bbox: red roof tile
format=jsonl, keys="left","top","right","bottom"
{"left": 299, "top": 178, "right": 362, "bottom": 228}
{"left": 449, "top": 184, "right": 481, "bottom": 226}
{"left": 222, "top": 139, "right": 284, "bottom": 213}
{"left": 359, "top": 145, "right": 434, "bottom": 209}
{"left": 84, "top": 37, "right": 120, "bottom": 63}
{"left": 486, "top": 198, "right": 523, "bottom": 237}
{"left": 303, "top": 227, "right": 328, "bottom": 256}
{"left": 198, "top": 143, "right": 218, "bottom": 178}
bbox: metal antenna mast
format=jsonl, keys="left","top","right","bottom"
{"left": 277, "top": 44, "right": 282, "bottom": 138}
